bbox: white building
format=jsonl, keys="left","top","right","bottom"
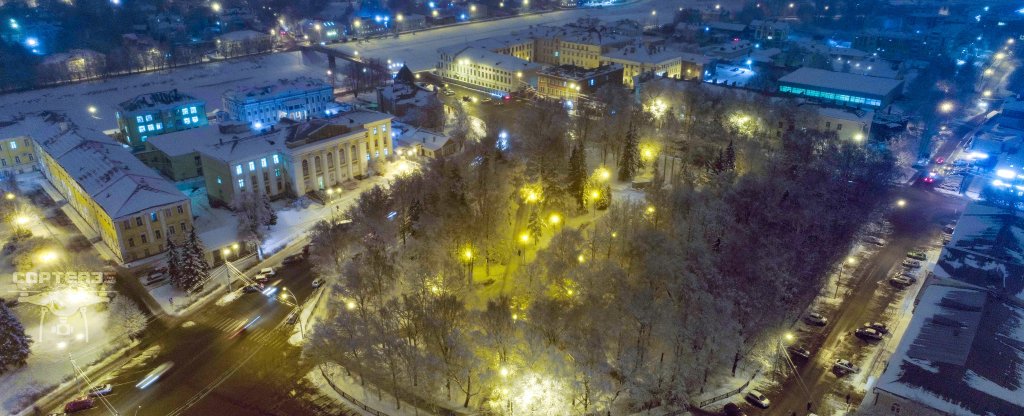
{"left": 222, "top": 77, "right": 334, "bottom": 129}
{"left": 808, "top": 105, "right": 874, "bottom": 142}
{"left": 436, "top": 46, "right": 541, "bottom": 96}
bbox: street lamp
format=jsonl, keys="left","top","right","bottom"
{"left": 835, "top": 256, "right": 855, "bottom": 298}
{"left": 37, "top": 249, "right": 59, "bottom": 264}
{"left": 211, "top": 2, "right": 221, "bottom": 12}
{"left": 938, "top": 101, "right": 955, "bottom": 114}
{"left": 87, "top": 106, "right": 96, "bottom": 114}
{"left": 461, "top": 246, "right": 474, "bottom": 285}
{"left": 4, "top": 192, "right": 14, "bottom": 200}
{"left": 896, "top": 199, "right": 907, "bottom": 208}
{"left": 548, "top": 213, "right": 561, "bottom": 227}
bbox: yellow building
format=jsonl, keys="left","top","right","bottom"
{"left": 16, "top": 113, "right": 193, "bottom": 263}
{"left": 602, "top": 43, "right": 687, "bottom": 88}
{"left": 0, "top": 117, "right": 39, "bottom": 175}
{"left": 437, "top": 46, "right": 541, "bottom": 96}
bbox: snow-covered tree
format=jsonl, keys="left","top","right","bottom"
{"left": 108, "top": 295, "right": 147, "bottom": 340}
{"left": 166, "top": 238, "right": 182, "bottom": 289}
{"left": 567, "top": 144, "right": 587, "bottom": 211}
{"left": 0, "top": 301, "right": 31, "bottom": 374}
{"left": 233, "top": 192, "right": 276, "bottom": 248}
{"left": 175, "top": 228, "right": 208, "bottom": 293}
{"left": 618, "top": 116, "right": 641, "bottom": 181}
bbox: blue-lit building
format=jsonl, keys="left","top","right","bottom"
{"left": 116, "top": 89, "right": 208, "bottom": 150}
{"left": 777, "top": 67, "right": 903, "bottom": 109}
{"left": 222, "top": 77, "right": 334, "bottom": 130}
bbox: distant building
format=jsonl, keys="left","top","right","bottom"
{"left": 748, "top": 19, "right": 789, "bottom": 43}
{"left": 301, "top": 20, "right": 342, "bottom": 44}
{"left": 806, "top": 104, "right": 874, "bottom": 142}
{"left": 222, "top": 77, "right": 334, "bottom": 129}
{"left": 601, "top": 43, "right": 685, "bottom": 88}
{"left": 537, "top": 64, "right": 623, "bottom": 103}
{"left": 116, "top": 89, "right": 208, "bottom": 150}
{"left": 37, "top": 49, "right": 106, "bottom": 83}
{"left": 700, "top": 40, "right": 753, "bottom": 60}
{"left": 395, "top": 14, "right": 427, "bottom": 32}
{"left": 17, "top": 113, "right": 192, "bottom": 263}
{"left": 216, "top": 30, "right": 273, "bottom": 58}
{"left": 777, "top": 67, "right": 903, "bottom": 109}
{"left": 377, "top": 65, "right": 437, "bottom": 117}
{"left": 437, "top": 46, "right": 541, "bottom": 96}
{"left": 0, "top": 117, "right": 37, "bottom": 174}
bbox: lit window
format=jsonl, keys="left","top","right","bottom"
{"left": 155, "top": 123, "right": 163, "bottom": 130}
{"left": 384, "top": 148, "right": 389, "bottom": 156}
{"left": 216, "top": 176, "right": 222, "bottom": 184}
{"left": 150, "top": 212, "right": 158, "bottom": 222}
{"left": 238, "top": 179, "right": 245, "bottom": 188}
{"left": 136, "top": 116, "right": 144, "bottom": 123}
{"left": 373, "top": 127, "right": 378, "bottom": 135}
{"left": 191, "top": 116, "right": 199, "bottom": 123}
{"left": 261, "top": 158, "right": 267, "bottom": 168}
{"left": 366, "top": 154, "right": 370, "bottom": 161}
{"left": 589, "top": 79, "right": 595, "bottom": 86}
{"left": 183, "top": 118, "right": 191, "bottom": 125}
{"left": 145, "top": 114, "right": 153, "bottom": 122}
{"left": 9, "top": 141, "right": 16, "bottom": 150}
{"left": 273, "top": 154, "right": 280, "bottom": 164}
{"left": 190, "top": 106, "right": 197, "bottom": 114}
{"left": 375, "top": 151, "right": 380, "bottom": 157}
{"left": 147, "top": 124, "right": 155, "bottom": 132}
{"left": 274, "top": 168, "right": 281, "bottom": 177}
{"left": 182, "top": 108, "right": 189, "bottom": 115}
{"left": 235, "top": 165, "right": 242, "bottom": 175}
{"left": 248, "top": 161, "right": 256, "bottom": 171}
{"left": 138, "top": 126, "right": 147, "bottom": 133}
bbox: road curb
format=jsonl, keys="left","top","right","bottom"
{"left": 19, "top": 340, "right": 139, "bottom": 416}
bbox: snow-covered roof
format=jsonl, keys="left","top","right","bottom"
{"left": 439, "top": 46, "right": 541, "bottom": 72}
{"left": 603, "top": 43, "right": 683, "bottom": 65}
{"left": 14, "top": 112, "right": 188, "bottom": 219}
{"left": 401, "top": 128, "right": 450, "bottom": 151}
{"left": 778, "top": 67, "right": 904, "bottom": 98}
{"left": 813, "top": 105, "right": 874, "bottom": 124}
{"left": 704, "top": 21, "right": 747, "bottom": 32}
{"left": 932, "top": 201, "right": 1024, "bottom": 302}
{"left": 117, "top": 89, "right": 201, "bottom": 113}
{"left": 223, "top": 76, "right": 331, "bottom": 102}
{"left": 873, "top": 285, "right": 1024, "bottom": 415}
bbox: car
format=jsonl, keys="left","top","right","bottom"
{"left": 900, "top": 271, "right": 919, "bottom": 282}
{"left": 136, "top": 362, "right": 174, "bottom": 389}
{"left": 442, "top": 89, "right": 455, "bottom": 96}
{"left": 890, "top": 276, "right": 913, "bottom": 287}
{"left": 865, "top": 322, "right": 889, "bottom": 334}
{"left": 833, "top": 359, "right": 860, "bottom": 375}
{"left": 145, "top": 272, "right": 166, "bottom": 284}
{"left": 903, "top": 259, "right": 922, "bottom": 268}
{"left": 87, "top": 383, "right": 112, "bottom": 397}
{"left": 259, "top": 267, "right": 275, "bottom": 276}
{"left": 242, "top": 284, "right": 263, "bottom": 293}
{"left": 312, "top": 278, "right": 325, "bottom": 288}
{"left": 855, "top": 327, "right": 884, "bottom": 341}
{"left": 283, "top": 253, "right": 305, "bottom": 265}
{"left": 935, "top": 156, "right": 946, "bottom": 164}
{"left": 253, "top": 274, "right": 270, "bottom": 284}
{"left": 64, "top": 397, "right": 94, "bottom": 413}
{"left": 481, "top": 97, "right": 493, "bottom": 104}
{"left": 723, "top": 402, "right": 747, "bottom": 416}
{"left": 787, "top": 345, "right": 812, "bottom": 359}
{"left": 744, "top": 390, "right": 770, "bottom": 408}
{"left": 907, "top": 251, "right": 927, "bottom": 261}
{"left": 287, "top": 311, "right": 300, "bottom": 325}
{"left": 804, "top": 312, "right": 828, "bottom": 326}
{"left": 864, "top": 236, "right": 886, "bottom": 246}
{"left": 462, "top": 95, "right": 471, "bottom": 102}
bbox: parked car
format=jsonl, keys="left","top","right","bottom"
{"left": 87, "top": 383, "right": 112, "bottom": 397}
{"left": 906, "top": 251, "right": 927, "bottom": 261}
{"left": 903, "top": 259, "right": 922, "bottom": 268}
{"left": 481, "top": 97, "right": 493, "bottom": 104}
{"left": 787, "top": 345, "right": 812, "bottom": 359}
{"left": 744, "top": 390, "right": 770, "bottom": 408}
{"left": 804, "top": 312, "right": 828, "bottom": 326}
{"left": 864, "top": 322, "right": 889, "bottom": 334}
{"left": 253, "top": 274, "right": 270, "bottom": 284}
{"left": 287, "top": 310, "right": 299, "bottom": 325}
{"left": 855, "top": 327, "right": 884, "bottom": 341}
{"left": 259, "top": 267, "right": 275, "bottom": 276}
{"left": 64, "top": 397, "right": 94, "bottom": 413}
{"left": 863, "top": 236, "right": 886, "bottom": 246}
{"left": 833, "top": 359, "right": 860, "bottom": 375}
{"left": 890, "top": 276, "right": 913, "bottom": 288}
{"left": 723, "top": 402, "right": 747, "bottom": 416}
{"left": 312, "top": 278, "right": 325, "bottom": 288}
{"left": 442, "top": 89, "right": 455, "bottom": 96}
{"left": 242, "top": 284, "right": 262, "bottom": 293}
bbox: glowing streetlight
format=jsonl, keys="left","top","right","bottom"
{"left": 984, "top": 68, "right": 995, "bottom": 76}
{"left": 499, "top": 367, "right": 510, "bottom": 377}
{"left": 4, "top": 192, "right": 14, "bottom": 200}
{"left": 896, "top": 199, "right": 907, "bottom": 208}
{"left": 346, "top": 300, "right": 357, "bottom": 310}
{"left": 548, "top": 213, "right": 561, "bottom": 225}
{"left": 938, "top": 101, "right": 955, "bottom": 113}
{"left": 853, "top": 133, "right": 865, "bottom": 141}
{"left": 38, "top": 250, "right": 59, "bottom": 264}
{"left": 396, "top": 14, "right": 403, "bottom": 22}
{"left": 645, "top": 205, "right": 655, "bottom": 215}
{"left": 651, "top": 9, "right": 656, "bottom": 16}
{"left": 462, "top": 247, "right": 474, "bottom": 262}
{"left": 210, "top": 2, "right": 221, "bottom": 12}
{"left": 12, "top": 215, "right": 30, "bottom": 226}
{"left": 784, "top": 332, "right": 794, "bottom": 342}
{"left": 994, "top": 52, "right": 1006, "bottom": 60}
{"left": 87, "top": 106, "right": 96, "bottom": 114}
{"left": 594, "top": 166, "right": 611, "bottom": 182}
{"left": 221, "top": 248, "right": 231, "bottom": 257}
{"left": 470, "top": 5, "right": 477, "bottom": 12}
{"left": 232, "top": 242, "right": 240, "bottom": 250}
{"left": 983, "top": 90, "right": 992, "bottom": 97}
{"left": 57, "top": 341, "right": 68, "bottom": 350}
{"left": 519, "top": 233, "right": 530, "bottom": 244}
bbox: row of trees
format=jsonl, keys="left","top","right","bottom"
{"left": 304, "top": 77, "right": 897, "bottom": 414}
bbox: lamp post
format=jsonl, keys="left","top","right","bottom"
{"left": 462, "top": 246, "right": 474, "bottom": 286}
{"left": 835, "top": 256, "right": 854, "bottom": 298}
{"left": 221, "top": 242, "right": 240, "bottom": 290}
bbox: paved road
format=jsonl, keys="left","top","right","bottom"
{"left": 53, "top": 253, "right": 345, "bottom": 416}
{"left": 732, "top": 186, "right": 966, "bottom": 416}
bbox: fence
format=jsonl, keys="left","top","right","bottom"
{"left": 697, "top": 376, "right": 754, "bottom": 408}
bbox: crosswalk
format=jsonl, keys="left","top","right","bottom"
{"left": 199, "top": 314, "right": 296, "bottom": 348}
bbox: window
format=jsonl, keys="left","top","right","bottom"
{"left": 136, "top": 217, "right": 143, "bottom": 226}
{"left": 150, "top": 212, "right": 158, "bottom": 222}
{"left": 190, "top": 106, "right": 197, "bottom": 114}
{"left": 191, "top": 116, "right": 199, "bottom": 123}
{"left": 589, "top": 79, "right": 595, "bottom": 86}
{"left": 139, "top": 126, "right": 147, "bottom": 133}
{"left": 302, "top": 160, "right": 309, "bottom": 177}
{"left": 180, "top": 222, "right": 186, "bottom": 232}
{"left": 825, "top": 121, "right": 831, "bottom": 129}
{"left": 238, "top": 179, "right": 245, "bottom": 188}
{"left": 141, "top": 234, "right": 148, "bottom": 244}
{"left": 169, "top": 227, "right": 175, "bottom": 235}
{"left": 261, "top": 158, "right": 267, "bottom": 168}
{"left": 183, "top": 117, "right": 191, "bottom": 125}
{"left": 373, "top": 127, "right": 378, "bottom": 135}
{"left": 12, "top": 156, "right": 18, "bottom": 164}
{"left": 249, "top": 161, "right": 256, "bottom": 171}
{"left": 176, "top": 205, "right": 184, "bottom": 214}
{"left": 837, "top": 124, "right": 843, "bottom": 130}
{"left": 155, "top": 230, "right": 161, "bottom": 240}
{"left": 155, "top": 123, "right": 163, "bottom": 130}
{"left": 136, "top": 116, "right": 144, "bottom": 123}
{"left": 9, "top": 141, "right": 16, "bottom": 150}
{"left": 235, "top": 165, "right": 242, "bottom": 175}
{"left": 273, "top": 154, "right": 280, "bottom": 164}
{"left": 147, "top": 124, "right": 155, "bottom": 132}
{"left": 123, "top": 220, "right": 131, "bottom": 230}
{"left": 128, "top": 238, "right": 135, "bottom": 247}
{"left": 145, "top": 114, "right": 153, "bottom": 122}
{"left": 275, "top": 168, "right": 281, "bottom": 177}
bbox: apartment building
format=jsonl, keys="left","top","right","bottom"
{"left": 437, "top": 46, "right": 541, "bottom": 96}
{"left": 222, "top": 77, "right": 334, "bottom": 129}
{"left": 0, "top": 117, "right": 38, "bottom": 175}
{"left": 24, "top": 112, "right": 192, "bottom": 263}
{"left": 115, "top": 89, "right": 207, "bottom": 150}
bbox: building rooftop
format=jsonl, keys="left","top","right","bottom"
{"left": 812, "top": 105, "right": 875, "bottom": 124}
{"left": 603, "top": 42, "right": 682, "bottom": 64}
{"left": 874, "top": 285, "right": 1024, "bottom": 416}
{"left": 439, "top": 46, "right": 542, "bottom": 72}
{"left": 401, "top": 128, "right": 450, "bottom": 151}
{"left": 704, "top": 21, "right": 747, "bottom": 32}
{"left": 117, "top": 89, "right": 199, "bottom": 113}
{"left": 10, "top": 112, "right": 187, "bottom": 218}
{"left": 778, "top": 67, "right": 904, "bottom": 98}
{"left": 537, "top": 64, "right": 622, "bottom": 80}
{"left": 224, "top": 77, "right": 331, "bottom": 103}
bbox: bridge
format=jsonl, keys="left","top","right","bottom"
{"left": 299, "top": 44, "right": 365, "bottom": 72}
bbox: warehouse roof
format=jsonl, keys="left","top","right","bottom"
{"left": 778, "top": 67, "right": 903, "bottom": 97}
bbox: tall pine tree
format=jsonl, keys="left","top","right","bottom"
{"left": 0, "top": 301, "right": 31, "bottom": 374}
{"left": 567, "top": 144, "right": 588, "bottom": 211}
{"left": 618, "top": 116, "right": 641, "bottom": 181}
{"left": 166, "top": 238, "right": 183, "bottom": 290}
{"left": 527, "top": 210, "right": 542, "bottom": 245}
{"left": 178, "top": 228, "right": 209, "bottom": 294}
{"left": 724, "top": 140, "right": 736, "bottom": 171}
